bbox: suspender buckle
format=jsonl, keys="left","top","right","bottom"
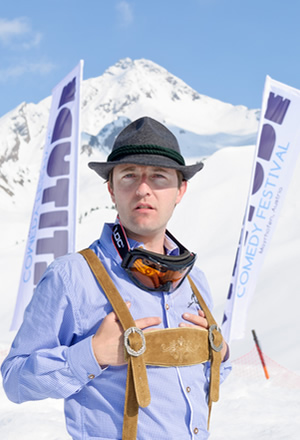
{"left": 208, "top": 324, "right": 223, "bottom": 352}
{"left": 124, "top": 327, "right": 146, "bottom": 357}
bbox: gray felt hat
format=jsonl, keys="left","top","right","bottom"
{"left": 88, "top": 116, "right": 204, "bottom": 180}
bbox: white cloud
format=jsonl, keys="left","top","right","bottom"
{"left": 0, "top": 61, "right": 55, "bottom": 82}
{"left": 0, "top": 17, "right": 29, "bottom": 41}
{"left": 0, "top": 18, "right": 51, "bottom": 83}
{"left": 0, "top": 17, "right": 42, "bottom": 49}
{"left": 22, "top": 32, "right": 43, "bottom": 50}
{"left": 116, "top": 1, "right": 134, "bottom": 27}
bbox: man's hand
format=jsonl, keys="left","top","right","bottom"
{"left": 92, "top": 302, "right": 162, "bottom": 367}
{"left": 180, "top": 309, "right": 208, "bottom": 330}
{"left": 179, "top": 310, "right": 229, "bottom": 362}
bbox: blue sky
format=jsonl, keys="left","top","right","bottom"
{"left": 1, "top": 0, "right": 300, "bottom": 117}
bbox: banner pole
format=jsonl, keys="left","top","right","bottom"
{"left": 252, "top": 329, "right": 270, "bottom": 379}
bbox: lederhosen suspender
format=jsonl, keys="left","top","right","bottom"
{"left": 79, "top": 249, "right": 223, "bottom": 440}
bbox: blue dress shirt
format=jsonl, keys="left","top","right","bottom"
{"left": 1, "top": 222, "right": 231, "bottom": 439}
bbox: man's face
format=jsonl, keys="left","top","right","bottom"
{"left": 108, "top": 164, "right": 187, "bottom": 243}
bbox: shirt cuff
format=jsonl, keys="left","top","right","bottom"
{"left": 67, "top": 335, "right": 102, "bottom": 384}
{"left": 222, "top": 343, "right": 230, "bottom": 363}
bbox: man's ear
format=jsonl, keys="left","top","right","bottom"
{"left": 107, "top": 181, "right": 115, "bottom": 203}
{"left": 175, "top": 180, "right": 188, "bottom": 205}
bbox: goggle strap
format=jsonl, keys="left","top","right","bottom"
{"left": 112, "top": 222, "right": 131, "bottom": 260}
{"left": 165, "top": 229, "right": 188, "bottom": 255}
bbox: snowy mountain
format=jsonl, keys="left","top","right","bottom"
{"left": 0, "top": 58, "right": 259, "bottom": 201}
{"left": 1, "top": 58, "right": 300, "bottom": 439}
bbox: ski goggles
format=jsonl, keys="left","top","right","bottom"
{"left": 112, "top": 220, "right": 196, "bottom": 292}
{"left": 121, "top": 246, "right": 196, "bottom": 292}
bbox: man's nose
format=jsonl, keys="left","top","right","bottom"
{"left": 136, "top": 179, "right": 151, "bottom": 197}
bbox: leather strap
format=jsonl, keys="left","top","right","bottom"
{"left": 79, "top": 249, "right": 149, "bottom": 440}
{"left": 79, "top": 248, "right": 222, "bottom": 439}
{"left": 187, "top": 275, "right": 223, "bottom": 425}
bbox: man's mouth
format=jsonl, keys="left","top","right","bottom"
{"left": 135, "top": 204, "right": 154, "bottom": 210}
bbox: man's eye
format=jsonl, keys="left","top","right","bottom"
{"left": 153, "top": 174, "right": 166, "bottom": 179}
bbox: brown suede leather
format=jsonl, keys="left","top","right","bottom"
{"left": 80, "top": 248, "right": 222, "bottom": 440}
{"left": 143, "top": 327, "right": 209, "bottom": 366}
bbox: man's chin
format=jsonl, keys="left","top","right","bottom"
{"left": 124, "top": 222, "right": 163, "bottom": 240}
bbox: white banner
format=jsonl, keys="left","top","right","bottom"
{"left": 222, "top": 75, "right": 300, "bottom": 342}
{"left": 11, "top": 60, "right": 84, "bottom": 331}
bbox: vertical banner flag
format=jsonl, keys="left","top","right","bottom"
{"left": 11, "top": 60, "right": 84, "bottom": 331}
{"left": 222, "top": 75, "right": 300, "bottom": 343}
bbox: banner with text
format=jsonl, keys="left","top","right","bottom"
{"left": 11, "top": 60, "right": 83, "bottom": 331}
{"left": 222, "top": 75, "right": 300, "bottom": 342}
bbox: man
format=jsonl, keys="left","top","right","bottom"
{"left": 1, "top": 117, "right": 231, "bottom": 440}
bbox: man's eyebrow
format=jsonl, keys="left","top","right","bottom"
{"left": 151, "top": 167, "right": 173, "bottom": 174}
{"left": 118, "top": 165, "right": 137, "bottom": 172}
{"left": 117, "top": 165, "right": 172, "bottom": 174}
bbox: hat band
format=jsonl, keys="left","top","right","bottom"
{"left": 107, "top": 144, "right": 186, "bottom": 166}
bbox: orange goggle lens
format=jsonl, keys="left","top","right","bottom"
{"left": 123, "top": 253, "right": 195, "bottom": 292}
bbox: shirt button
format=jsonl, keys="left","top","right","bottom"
{"left": 194, "top": 427, "right": 199, "bottom": 434}
{"left": 165, "top": 303, "right": 170, "bottom": 310}
{"left": 186, "top": 386, "right": 191, "bottom": 393}
{"left": 88, "top": 374, "right": 95, "bottom": 379}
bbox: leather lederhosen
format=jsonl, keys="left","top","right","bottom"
{"left": 80, "top": 249, "right": 223, "bottom": 440}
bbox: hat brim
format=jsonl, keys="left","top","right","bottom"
{"left": 88, "top": 154, "right": 204, "bottom": 181}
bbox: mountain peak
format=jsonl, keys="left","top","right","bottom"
{"left": 104, "top": 57, "right": 166, "bottom": 76}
